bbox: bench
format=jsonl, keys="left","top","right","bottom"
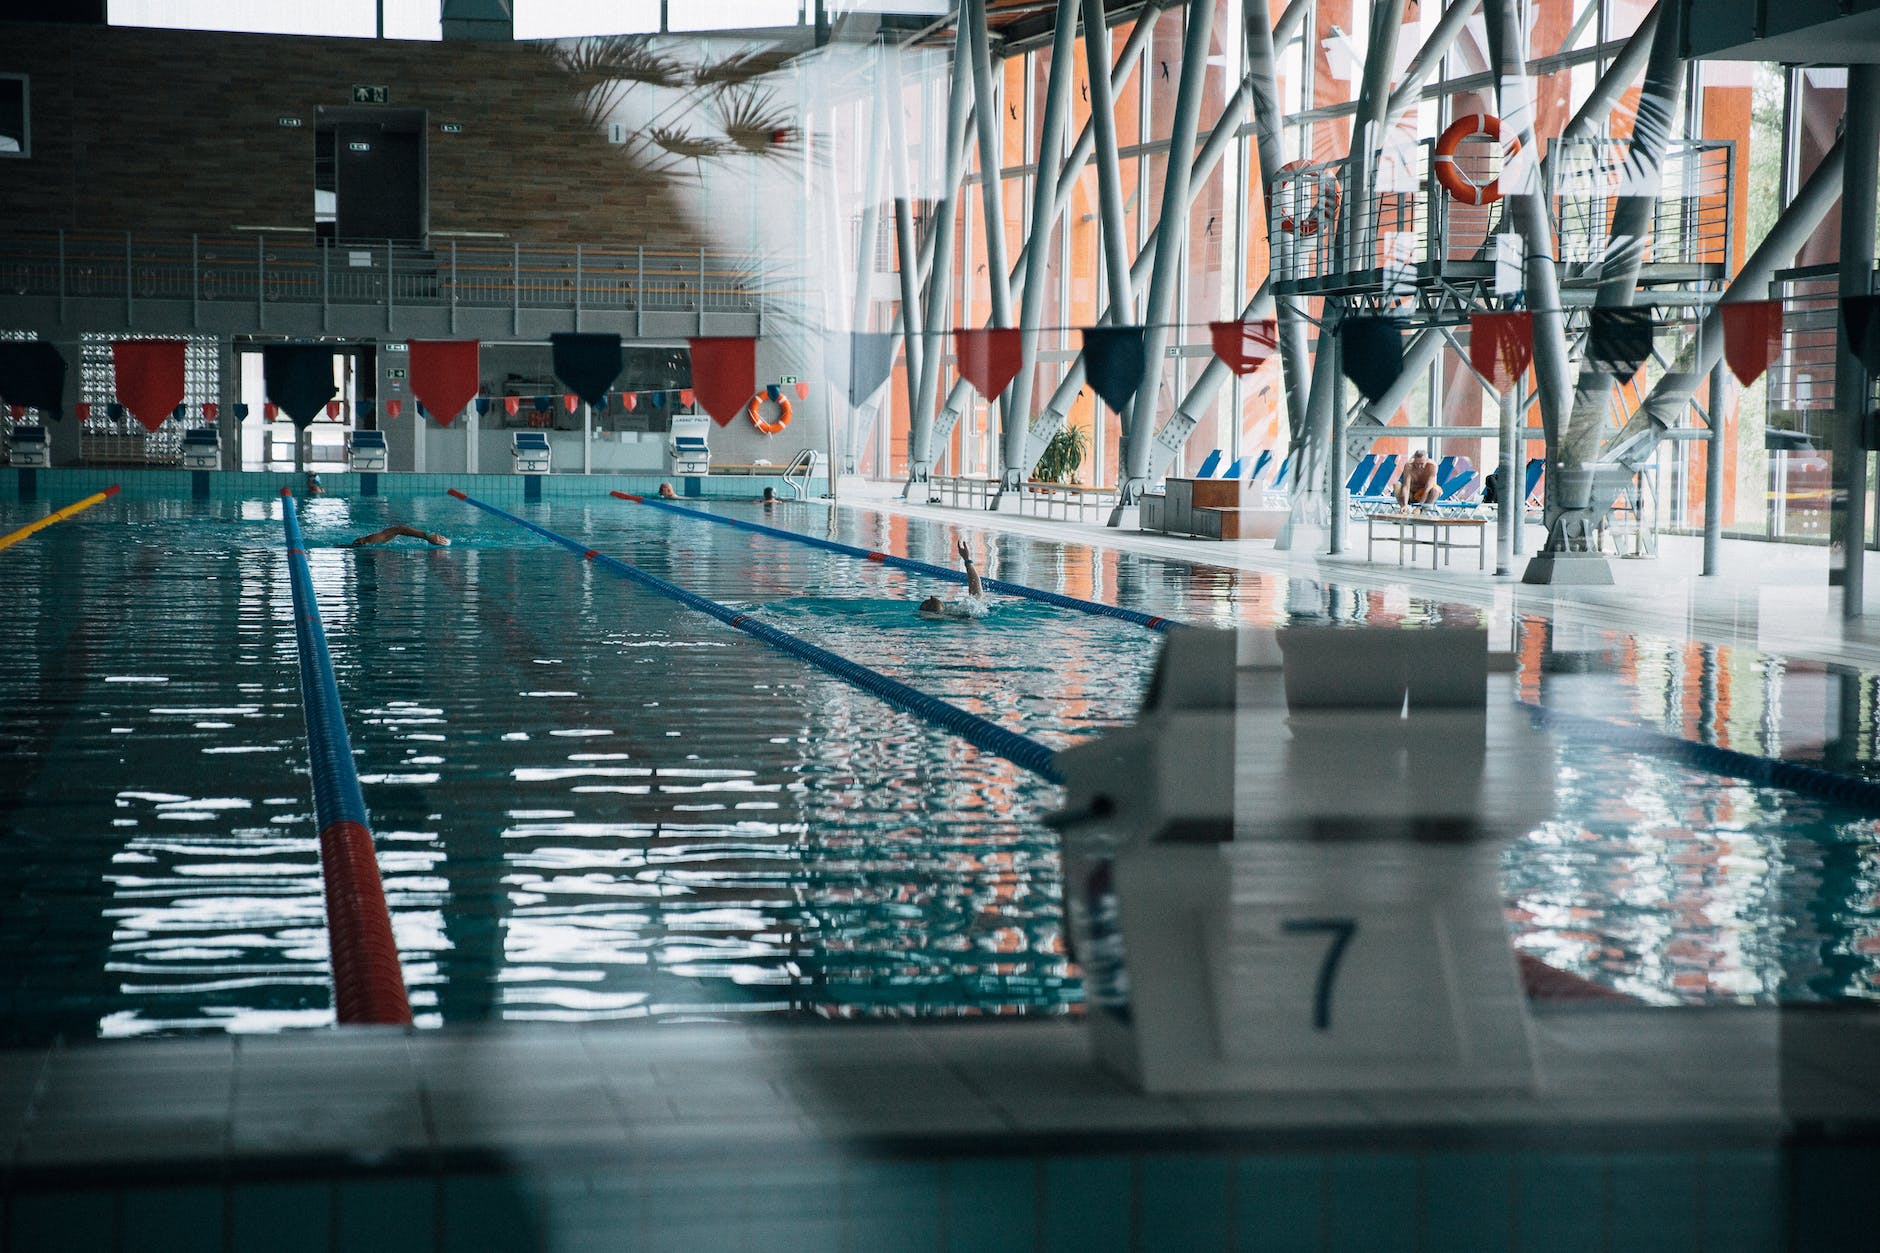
{"left": 1365, "top": 511, "right": 1489, "bottom": 570}
{"left": 927, "top": 475, "right": 999, "bottom": 510}
{"left": 1020, "top": 481, "right": 1117, "bottom": 521}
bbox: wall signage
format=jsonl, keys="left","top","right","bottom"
{"left": 353, "top": 85, "right": 390, "bottom": 105}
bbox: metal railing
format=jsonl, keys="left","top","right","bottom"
{"left": 1554, "top": 138, "right": 1735, "bottom": 275}
{"left": 0, "top": 230, "right": 773, "bottom": 319}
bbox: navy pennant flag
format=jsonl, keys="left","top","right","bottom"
{"left": 261, "top": 344, "right": 338, "bottom": 429}
{"left": 551, "top": 333, "right": 624, "bottom": 408}
{"left": 1842, "top": 295, "right": 1880, "bottom": 374}
{"left": 1081, "top": 326, "right": 1147, "bottom": 414}
{"left": 1339, "top": 317, "right": 1404, "bottom": 404}
{"left": 847, "top": 333, "right": 899, "bottom": 407}
{"left": 1587, "top": 308, "right": 1654, "bottom": 382}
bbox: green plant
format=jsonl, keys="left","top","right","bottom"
{"left": 1034, "top": 424, "right": 1089, "bottom": 484}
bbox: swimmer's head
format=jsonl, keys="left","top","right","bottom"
{"left": 919, "top": 596, "right": 943, "bottom": 614}
{"left": 431, "top": 534, "right": 450, "bottom": 547}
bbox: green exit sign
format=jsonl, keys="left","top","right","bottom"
{"left": 780, "top": 375, "right": 798, "bottom": 383}
{"left": 353, "top": 84, "right": 389, "bottom": 104}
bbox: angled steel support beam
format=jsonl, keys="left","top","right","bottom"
{"left": 1083, "top": 0, "right": 1138, "bottom": 335}
{"left": 1386, "top": 0, "right": 1481, "bottom": 118}
{"left": 884, "top": 55, "right": 927, "bottom": 474}
{"left": 1833, "top": 69, "right": 1880, "bottom": 616}
{"left": 966, "top": 0, "right": 1018, "bottom": 472}
{"left": 906, "top": 21, "right": 977, "bottom": 492}
{"left": 1004, "top": 0, "right": 1079, "bottom": 492}
{"left": 1115, "top": 0, "right": 1216, "bottom": 519}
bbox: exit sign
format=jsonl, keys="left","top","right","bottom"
{"left": 353, "top": 84, "right": 390, "bottom": 104}
{"left": 386, "top": 367, "right": 406, "bottom": 380}
{"left": 780, "top": 375, "right": 798, "bottom": 383}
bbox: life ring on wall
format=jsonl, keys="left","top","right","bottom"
{"left": 1274, "top": 160, "right": 1341, "bottom": 236}
{"left": 747, "top": 393, "right": 791, "bottom": 435}
{"left": 1433, "top": 113, "right": 1520, "bottom": 206}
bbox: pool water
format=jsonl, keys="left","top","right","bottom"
{"left": 0, "top": 490, "right": 1875, "bottom": 1043}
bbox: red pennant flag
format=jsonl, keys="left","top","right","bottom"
{"left": 679, "top": 388, "right": 696, "bottom": 408}
{"left": 503, "top": 395, "right": 520, "bottom": 416}
{"left": 1208, "top": 319, "right": 1279, "bottom": 375}
{"left": 953, "top": 328, "right": 1024, "bottom": 401}
{"left": 74, "top": 402, "right": 91, "bottom": 421}
{"left": 407, "top": 340, "right": 479, "bottom": 428}
{"left": 325, "top": 401, "right": 342, "bottom": 420}
{"left": 1721, "top": 299, "right": 1784, "bottom": 387}
{"left": 687, "top": 336, "right": 758, "bottom": 427}
{"left": 623, "top": 392, "right": 638, "bottom": 412}
{"left": 6, "top": 405, "right": 21, "bottom": 420}
{"left": 385, "top": 400, "right": 402, "bottom": 419}
{"left": 202, "top": 402, "right": 218, "bottom": 421}
{"left": 1469, "top": 311, "right": 1535, "bottom": 394}
{"left": 794, "top": 381, "right": 811, "bottom": 401}
{"left": 112, "top": 338, "right": 187, "bottom": 433}
{"left": 264, "top": 402, "right": 279, "bottom": 422}
{"left": 561, "top": 393, "right": 578, "bottom": 413}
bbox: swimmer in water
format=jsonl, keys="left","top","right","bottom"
{"left": 350, "top": 524, "right": 449, "bottom": 547}
{"left": 918, "top": 541, "right": 989, "bottom": 619}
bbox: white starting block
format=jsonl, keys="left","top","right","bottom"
{"left": 1050, "top": 626, "right": 1555, "bottom": 1094}
{"left": 346, "top": 428, "right": 387, "bottom": 472}
{"left": 180, "top": 426, "right": 222, "bottom": 469}
{"left": 668, "top": 414, "right": 711, "bottom": 475}
{"left": 511, "top": 430, "right": 551, "bottom": 474}
{"left": 9, "top": 424, "right": 50, "bottom": 467}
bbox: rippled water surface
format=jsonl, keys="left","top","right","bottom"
{"left": 0, "top": 491, "right": 1874, "bottom": 1041}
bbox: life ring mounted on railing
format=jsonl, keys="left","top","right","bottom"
{"left": 747, "top": 392, "right": 791, "bottom": 435}
{"left": 1433, "top": 113, "right": 1520, "bottom": 206}
{"left": 1274, "top": 160, "right": 1341, "bottom": 236}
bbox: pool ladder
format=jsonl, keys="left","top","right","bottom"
{"left": 782, "top": 449, "right": 821, "bottom": 500}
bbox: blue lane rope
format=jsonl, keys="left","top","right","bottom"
{"left": 613, "top": 492, "right": 1185, "bottom": 632}
{"left": 1520, "top": 700, "right": 1880, "bottom": 815}
{"left": 280, "top": 493, "right": 372, "bottom": 832}
{"left": 452, "top": 490, "right": 1065, "bottom": 784}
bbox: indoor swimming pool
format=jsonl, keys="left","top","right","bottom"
{"left": 1, "top": 484, "right": 1876, "bottom": 1045}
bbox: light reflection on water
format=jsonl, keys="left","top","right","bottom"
{"left": 0, "top": 494, "right": 1875, "bottom": 1043}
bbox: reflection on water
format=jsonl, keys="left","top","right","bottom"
{"left": 0, "top": 495, "right": 1875, "bottom": 1043}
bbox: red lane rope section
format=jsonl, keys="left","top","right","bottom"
{"left": 318, "top": 820, "right": 414, "bottom": 1026}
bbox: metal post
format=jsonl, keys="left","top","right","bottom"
{"left": 56, "top": 229, "right": 65, "bottom": 324}
{"left": 698, "top": 246, "right": 708, "bottom": 323}
{"left": 1702, "top": 356, "right": 1725, "bottom": 575}
{"left": 583, "top": 401, "right": 592, "bottom": 474}
{"left": 125, "top": 230, "right": 134, "bottom": 325}
{"left": 964, "top": 0, "right": 1017, "bottom": 488}
{"left": 909, "top": 22, "right": 975, "bottom": 490}
{"left": 575, "top": 243, "right": 584, "bottom": 331}
{"left": 191, "top": 234, "right": 200, "bottom": 331}
{"left": 1834, "top": 63, "right": 1880, "bottom": 617}
{"left": 1081, "top": 0, "right": 1136, "bottom": 337}
{"left": 1246, "top": 0, "right": 1313, "bottom": 442}
{"left": 1496, "top": 385, "right": 1519, "bottom": 575}
{"left": 322, "top": 237, "right": 331, "bottom": 332}
{"left": 885, "top": 60, "right": 926, "bottom": 471}
{"left": 514, "top": 241, "right": 523, "bottom": 336}
{"left": 1342, "top": 0, "right": 1405, "bottom": 277}
{"left": 635, "top": 245, "right": 645, "bottom": 337}
{"left": 449, "top": 240, "right": 458, "bottom": 335}
{"left": 1329, "top": 337, "right": 1348, "bottom": 555}
{"left": 1006, "top": 0, "right": 1077, "bottom": 494}
{"left": 1117, "top": 0, "right": 1215, "bottom": 518}
{"left": 386, "top": 238, "right": 395, "bottom": 332}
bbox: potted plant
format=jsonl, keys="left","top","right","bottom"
{"left": 1033, "top": 424, "right": 1089, "bottom": 485}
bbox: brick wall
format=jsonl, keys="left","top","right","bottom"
{"left": 1, "top": 21, "right": 715, "bottom": 248}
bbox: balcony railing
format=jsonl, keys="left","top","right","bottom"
{"left": 0, "top": 230, "right": 777, "bottom": 320}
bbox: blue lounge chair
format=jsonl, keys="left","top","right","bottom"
{"left": 1523, "top": 457, "right": 1544, "bottom": 505}
{"left": 1222, "top": 456, "right": 1246, "bottom": 480}
{"left": 1433, "top": 454, "right": 1457, "bottom": 490}
{"left": 1343, "top": 453, "right": 1378, "bottom": 496}
{"left": 1428, "top": 470, "right": 1480, "bottom": 512}
{"left": 1352, "top": 453, "right": 1401, "bottom": 512}
{"left": 1193, "top": 448, "right": 1223, "bottom": 479}
{"left": 1264, "top": 455, "right": 1293, "bottom": 501}
{"left": 1246, "top": 449, "right": 1274, "bottom": 484}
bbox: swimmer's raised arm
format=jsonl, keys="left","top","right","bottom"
{"left": 959, "top": 540, "right": 982, "bottom": 598}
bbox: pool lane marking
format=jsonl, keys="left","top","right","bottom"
{"left": 278, "top": 489, "right": 414, "bottom": 1027}
{"left": 609, "top": 491, "right": 1185, "bottom": 633}
{"left": 451, "top": 489, "right": 1064, "bottom": 784}
{"left": 0, "top": 484, "right": 120, "bottom": 553}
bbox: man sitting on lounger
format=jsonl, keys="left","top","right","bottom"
{"left": 350, "top": 524, "right": 449, "bottom": 547}
{"left": 1392, "top": 449, "right": 1441, "bottom": 507}
{"left": 919, "top": 541, "right": 990, "bottom": 619}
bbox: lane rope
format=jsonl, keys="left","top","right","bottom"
{"left": 279, "top": 490, "right": 413, "bottom": 1027}
{"left": 0, "top": 484, "right": 120, "bottom": 553}
{"left": 1520, "top": 699, "right": 1880, "bottom": 815}
{"left": 452, "top": 489, "right": 1064, "bottom": 784}
{"left": 611, "top": 491, "right": 1185, "bottom": 633}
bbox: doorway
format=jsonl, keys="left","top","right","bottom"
{"left": 315, "top": 107, "right": 426, "bottom": 242}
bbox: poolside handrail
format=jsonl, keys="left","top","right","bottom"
{"left": 278, "top": 490, "right": 413, "bottom": 1027}
{"left": 611, "top": 492, "right": 1186, "bottom": 633}
{"left": 452, "top": 489, "right": 1064, "bottom": 784}
{"left": 0, "top": 484, "right": 119, "bottom": 553}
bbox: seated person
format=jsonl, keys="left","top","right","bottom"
{"left": 919, "top": 542, "right": 991, "bottom": 619}
{"left": 350, "top": 524, "right": 449, "bottom": 547}
{"left": 1392, "top": 449, "right": 1441, "bottom": 507}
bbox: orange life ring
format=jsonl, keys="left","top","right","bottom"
{"left": 1433, "top": 113, "right": 1520, "bottom": 206}
{"left": 747, "top": 392, "right": 791, "bottom": 435}
{"left": 1273, "top": 159, "right": 1341, "bottom": 236}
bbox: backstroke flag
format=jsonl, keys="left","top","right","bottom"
{"left": 1586, "top": 308, "right": 1654, "bottom": 382}
{"left": 1339, "top": 317, "right": 1404, "bottom": 404}
{"left": 1842, "top": 296, "right": 1880, "bottom": 374}
{"left": 847, "top": 333, "right": 898, "bottom": 407}
{"left": 262, "top": 345, "right": 337, "bottom": 429}
{"left": 953, "top": 328, "right": 1023, "bottom": 401}
{"left": 1720, "top": 300, "right": 1783, "bottom": 386}
{"left": 551, "top": 333, "right": 623, "bottom": 408}
{"left": 111, "top": 338, "right": 186, "bottom": 433}
{"left": 1208, "top": 319, "right": 1279, "bottom": 375}
{"left": 1081, "top": 326, "right": 1146, "bottom": 414}
{"left": 1468, "top": 312, "right": 1534, "bottom": 394}
{"left": 408, "top": 340, "right": 480, "bottom": 428}
{"left": 687, "top": 336, "right": 757, "bottom": 427}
